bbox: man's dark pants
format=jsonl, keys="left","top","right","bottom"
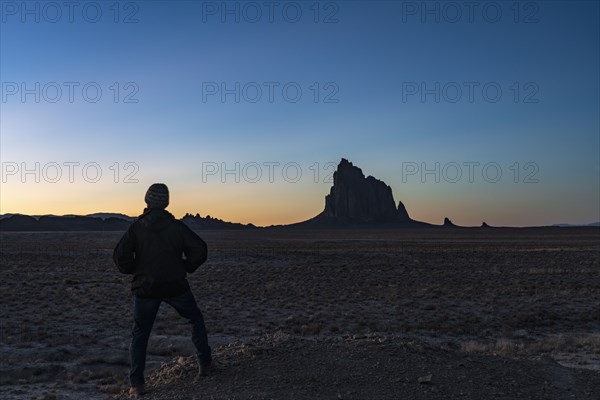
{"left": 129, "top": 289, "right": 212, "bottom": 386}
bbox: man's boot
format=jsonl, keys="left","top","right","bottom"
{"left": 193, "top": 360, "right": 212, "bottom": 382}
{"left": 199, "top": 362, "right": 211, "bottom": 377}
{"left": 129, "top": 384, "right": 146, "bottom": 397}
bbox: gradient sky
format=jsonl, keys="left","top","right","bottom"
{"left": 1, "top": 0, "right": 598, "bottom": 227}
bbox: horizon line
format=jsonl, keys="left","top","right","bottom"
{"left": 1, "top": 211, "right": 599, "bottom": 229}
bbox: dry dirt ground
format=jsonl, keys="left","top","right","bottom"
{"left": 0, "top": 228, "right": 599, "bottom": 399}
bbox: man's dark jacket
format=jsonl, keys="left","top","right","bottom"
{"left": 113, "top": 208, "right": 208, "bottom": 298}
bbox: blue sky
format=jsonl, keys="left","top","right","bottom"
{"left": 1, "top": 0, "right": 598, "bottom": 226}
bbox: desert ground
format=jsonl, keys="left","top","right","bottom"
{"left": 1, "top": 227, "right": 599, "bottom": 399}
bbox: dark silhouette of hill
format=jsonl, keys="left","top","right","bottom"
{"left": 0, "top": 214, "right": 40, "bottom": 230}
{"left": 0, "top": 214, "right": 132, "bottom": 231}
{"left": 0, "top": 213, "right": 254, "bottom": 231}
{"left": 85, "top": 212, "right": 135, "bottom": 221}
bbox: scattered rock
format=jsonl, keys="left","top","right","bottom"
{"left": 513, "top": 329, "right": 528, "bottom": 338}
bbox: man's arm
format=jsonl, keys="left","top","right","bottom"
{"left": 181, "top": 224, "right": 208, "bottom": 273}
{"left": 113, "top": 224, "right": 137, "bottom": 274}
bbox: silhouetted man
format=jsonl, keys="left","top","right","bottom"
{"left": 113, "top": 183, "right": 212, "bottom": 397}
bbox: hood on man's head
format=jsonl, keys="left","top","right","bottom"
{"left": 145, "top": 183, "right": 169, "bottom": 209}
{"left": 139, "top": 207, "right": 175, "bottom": 231}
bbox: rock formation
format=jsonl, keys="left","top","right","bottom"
{"left": 443, "top": 217, "right": 456, "bottom": 227}
{"left": 296, "top": 158, "right": 429, "bottom": 227}
{"left": 181, "top": 213, "right": 255, "bottom": 230}
{"left": 397, "top": 201, "right": 411, "bottom": 222}
{"left": 321, "top": 159, "right": 399, "bottom": 222}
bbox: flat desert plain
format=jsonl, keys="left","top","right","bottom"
{"left": 1, "top": 228, "right": 599, "bottom": 399}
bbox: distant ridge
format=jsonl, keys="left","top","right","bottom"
{"left": 0, "top": 212, "right": 135, "bottom": 221}
{"left": 86, "top": 212, "right": 135, "bottom": 221}
{"left": 0, "top": 212, "right": 253, "bottom": 231}
{"left": 0, "top": 214, "right": 131, "bottom": 231}
{"left": 552, "top": 222, "right": 600, "bottom": 227}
